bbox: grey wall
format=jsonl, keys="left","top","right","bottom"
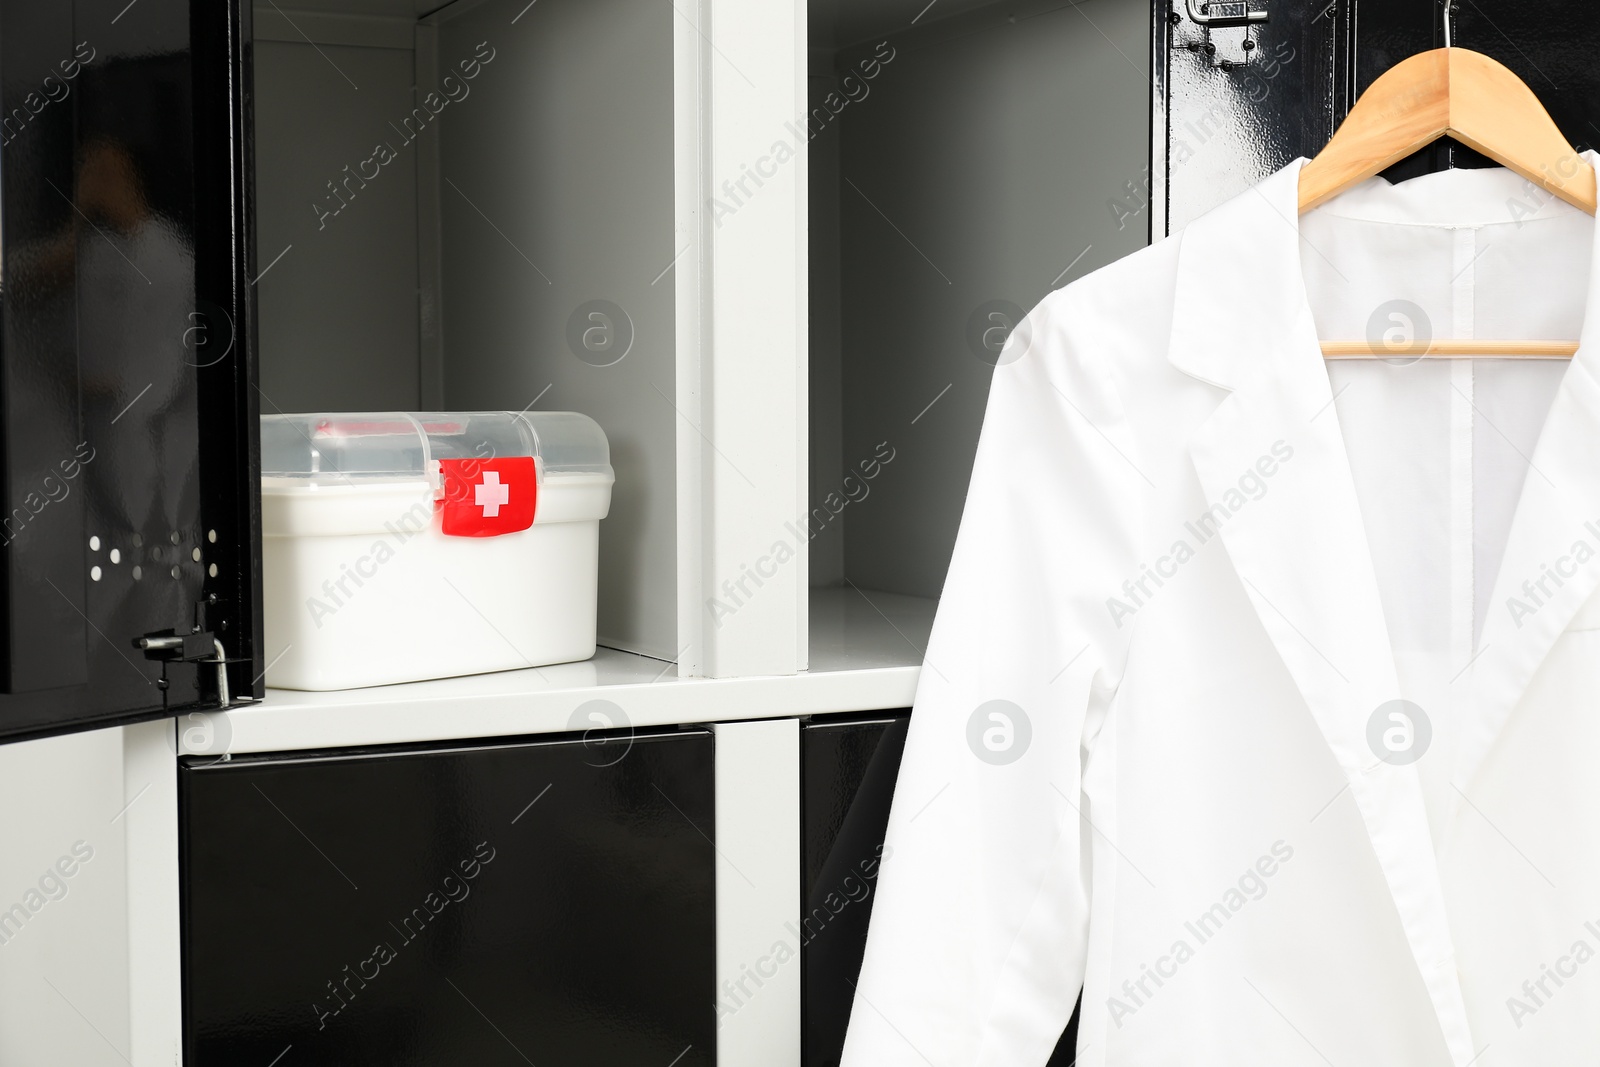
{"left": 254, "top": 38, "right": 423, "bottom": 412}
{"left": 819, "top": 0, "right": 1151, "bottom": 599}
{"left": 434, "top": 0, "right": 677, "bottom": 660}
{"left": 809, "top": 61, "right": 847, "bottom": 589}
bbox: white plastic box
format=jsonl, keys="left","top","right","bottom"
{"left": 260, "top": 411, "right": 613, "bottom": 690}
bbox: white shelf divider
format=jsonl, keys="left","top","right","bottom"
{"left": 125, "top": 719, "right": 182, "bottom": 1067}
{"left": 712, "top": 718, "right": 802, "bottom": 1067}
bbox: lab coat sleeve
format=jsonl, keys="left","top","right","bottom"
{"left": 839, "top": 291, "right": 1144, "bottom": 1066}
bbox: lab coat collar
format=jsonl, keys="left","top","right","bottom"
{"left": 1168, "top": 158, "right": 1490, "bottom": 1066}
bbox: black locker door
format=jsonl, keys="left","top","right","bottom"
{"left": 802, "top": 714, "right": 907, "bottom": 1067}
{"left": 0, "top": 0, "right": 259, "bottom": 742}
{"left": 799, "top": 713, "right": 1081, "bottom": 1066}
{"left": 1152, "top": 0, "right": 1600, "bottom": 235}
{"left": 181, "top": 728, "right": 717, "bottom": 1066}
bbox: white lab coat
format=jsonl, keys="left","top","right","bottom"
{"left": 840, "top": 156, "right": 1600, "bottom": 1066}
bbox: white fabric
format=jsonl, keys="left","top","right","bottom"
{"left": 840, "top": 156, "right": 1600, "bottom": 1067}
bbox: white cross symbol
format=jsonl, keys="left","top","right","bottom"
{"left": 475, "top": 471, "right": 511, "bottom": 517}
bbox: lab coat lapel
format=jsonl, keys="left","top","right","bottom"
{"left": 1171, "top": 163, "right": 1404, "bottom": 778}
{"left": 1169, "top": 162, "right": 1477, "bottom": 1066}
{"left": 1457, "top": 174, "right": 1600, "bottom": 796}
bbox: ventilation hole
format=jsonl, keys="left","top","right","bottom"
{"left": 89, "top": 536, "right": 101, "bottom": 552}
{"left": 131, "top": 533, "right": 143, "bottom": 548}
{"left": 169, "top": 531, "right": 181, "bottom": 545}
{"left": 191, "top": 548, "right": 201, "bottom": 562}
{"left": 208, "top": 529, "right": 217, "bottom": 543}
{"left": 90, "top": 566, "right": 102, "bottom": 581}
{"left": 170, "top": 566, "right": 181, "bottom": 580}
{"left": 109, "top": 549, "right": 121, "bottom": 564}
{"left": 132, "top": 565, "right": 142, "bottom": 581}
{"left": 208, "top": 563, "right": 218, "bottom": 578}
{"left": 149, "top": 547, "right": 161, "bottom": 562}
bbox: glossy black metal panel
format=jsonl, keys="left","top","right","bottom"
{"left": 181, "top": 728, "right": 717, "bottom": 1066}
{"left": 189, "top": 0, "right": 264, "bottom": 706}
{"left": 1445, "top": 1, "right": 1600, "bottom": 164}
{"left": 799, "top": 713, "right": 1080, "bottom": 1066}
{"left": 801, "top": 714, "right": 906, "bottom": 1067}
{"left": 0, "top": 1, "right": 89, "bottom": 694}
{"left": 73, "top": 0, "right": 208, "bottom": 719}
{"left": 1155, "top": 0, "right": 1600, "bottom": 233}
{"left": 0, "top": 0, "right": 260, "bottom": 742}
{"left": 1155, "top": 0, "right": 1352, "bottom": 232}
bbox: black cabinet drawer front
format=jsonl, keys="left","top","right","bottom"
{"left": 800, "top": 713, "right": 1080, "bottom": 1065}
{"left": 181, "top": 729, "right": 715, "bottom": 1066}
{"left": 801, "top": 714, "right": 909, "bottom": 1067}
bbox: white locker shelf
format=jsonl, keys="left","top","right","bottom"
{"left": 211, "top": 588, "right": 934, "bottom": 756}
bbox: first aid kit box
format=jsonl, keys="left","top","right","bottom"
{"left": 260, "top": 411, "right": 614, "bottom": 690}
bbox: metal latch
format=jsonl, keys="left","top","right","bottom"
{"left": 137, "top": 630, "right": 231, "bottom": 709}
{"left": 1185, "top": 0, "right": 1268, "bottom": 25}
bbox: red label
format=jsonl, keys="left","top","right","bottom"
{"left": 438, "top": 457, "right": 537, "bottom": 537}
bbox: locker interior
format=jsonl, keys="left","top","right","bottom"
{"left": 249, "top": 0, "right": 1152, "bottom": 660}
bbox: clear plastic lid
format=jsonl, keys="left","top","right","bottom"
{"left": 260, "top": 411, "right": 612, "bottom": 490}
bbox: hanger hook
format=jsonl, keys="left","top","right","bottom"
{"left": 1441, "top": 0, "right": 1454, "bottom": 47}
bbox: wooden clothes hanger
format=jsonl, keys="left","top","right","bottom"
{"left": 1299, "top": 45, "right": 1598, "bottom": 360}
